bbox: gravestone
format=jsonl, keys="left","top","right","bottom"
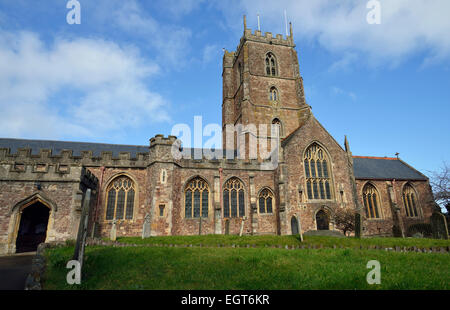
{"left": 239, "top": 217, "right": 246, "bottom": 236}
{"left": 431, "top": 212, "right": 449, "bottom": 240}
{"left": 142, "top": 213, "right": 151, "bottom": 239}
{"left": 298, "top": 216, "right": 304, "bottom": 242}
{"left": 73, "top": 189, "right": 92, "bottom": 278}
{"left": 225, "top": 220, "right": 230, "bottom": 235}
{"left": 110, "top": 219, "right": 117, "bottom": 241}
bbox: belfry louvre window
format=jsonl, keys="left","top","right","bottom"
{"left": 185, "top": 177, "right": 209, "bottom": 218}
{"left": 265, "top": 53, "right": 277, "bottom": 76}
{"left": 304, "top": 143, "right": 332, "bottom": 200}
{"left": 403, "top": 184, "right": 419, "bottom": 217}
{"left": 258, "top": 188, "right": 274, "bottom": 214}
{"left": 105, "top": 176, "right": 135, "bottom": 220}
{"left": 223, "top": 178, "right": 245, "bottom": 218}
{"left": 362, "top": 184, "right": 381, "bottom": 219}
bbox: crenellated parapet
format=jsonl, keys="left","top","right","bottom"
{"left": 149, "top": 134, "right": 178, "bottom": 163}
{"left": 242, "top": 28, "right": 294, "bottom": 48}
{"left": 231, "top": 22, "right": 294, "bottom": 65}
{"left": 0, "top": 146, "right": 150, "bottom": 170}
{"left": 149, "top": 134, "right": 178, "bottom": 147}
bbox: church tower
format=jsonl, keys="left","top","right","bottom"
{"left": 222, "top": 15, "right": 311, "bottom": 160}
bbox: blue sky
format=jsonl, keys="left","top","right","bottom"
{"left": 0, "top": 0, "right": 449, "bottom": 177}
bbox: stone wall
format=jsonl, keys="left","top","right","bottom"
{"left": 87, "top": 167, "right": 148, "bottom": 239}
{"left": 0, "top": 156, "right": 98, "bottom": 254}
{"left": 282, "top": 116, "right": 356, "bottom": 235}
{"left": 355, "top": 179, "right": 435, "bottom": 236}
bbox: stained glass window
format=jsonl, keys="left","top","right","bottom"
{"left": 258, "top": 189, "right": 274, "bottom": 214}
{"left": 105, "top": 176, "right": 136, "bottom": 220}
{"left": 362, "top": 183, "right": 381, "bottom": 219}
{"left": 185, "top": 177, "right": 209, "bottom": 218}
{"left": 304, "top": 143, "right": 333, "bottom": 200}
{"left": 403, "top": 184, "right": 419, "bottom": 217}
{"left": 223, "top": 178, "right": 245, "bottom": 218}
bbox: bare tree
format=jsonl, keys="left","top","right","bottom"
{"left": 429, "top": 162, "right": 450, "bottom": 213}
{"left": 334, "top": 207, "right": 356, "bottom": 236}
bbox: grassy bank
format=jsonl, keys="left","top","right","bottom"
{"left": 43, "top": 244, "right": 450, "bottom": 290}
{"left": 115, "top": 234, "right": 450, "bottom": 249}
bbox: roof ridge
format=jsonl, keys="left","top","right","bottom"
{"left": 0, "top": 137, "right": 148, "bottom": 148}
{"left": 352, "top": 155, "right": 398, "bottom": 160}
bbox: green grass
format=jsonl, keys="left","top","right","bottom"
{"left": 43, "top": 244, "right": 450, "bottom": 290}
{"left": 115, "top": 234, "right": 450, "bottom": 249}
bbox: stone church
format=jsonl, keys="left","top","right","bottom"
{"left": 0, "top": 18, "right": 435, "bottom": 255}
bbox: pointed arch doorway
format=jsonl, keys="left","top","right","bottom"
{"left": 15, "top": 201, "right": 50, "bottom": 253}
{"left": 316, "top": 210, "right": 330, "bottom": 231}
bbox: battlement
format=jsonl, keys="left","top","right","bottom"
{"left": 242, "top": 28, "right": 294, "bottom": 47}
{"left": 149, "top": 134, "right": 178, "bottom": 147}
{"left": 0, "top": 145, "right": 149, "bottom": 168}
{"left": 228, "top": 15, "right": 295, "bottom": 65}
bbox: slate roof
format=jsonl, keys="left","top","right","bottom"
{"left": 352, "top": 156, "right": 428, "bottom": 181}
{"left": 0, "top": 138, "right": 237, "bottom": 160}
{"left": 0, "top": 138, "right": 429, "bottom": 181}
{"left": 0, "top": 138, "right": 149, "bottom": 159}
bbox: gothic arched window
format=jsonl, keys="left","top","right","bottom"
{"left": 362, "top": 183, "right": 381, "bottom": 219}
{"left": 185, "top": 177, "right": 209, "bottom": 218}
{"left": 223, "top": 178, "right": 245, "bottom": 218}
{"left": 105, "top": 176, "right": 136, "bottom": 220}
{"left": 265, "top": 52, "right": 277, "bottom": 76}
{"left": 258, "top": 188, "right": 274, "bottom": 214}
{"left": 403, "top": 184, "right": 419, "bottom": 217}
{"left": 304, "top": 143, "right": 333, "bottom": 200}
{"left": 272, "top": 118, "right": 282, "bottom": 137}
{"left": 269, "top": 87, "right": 278, "bottom": 101}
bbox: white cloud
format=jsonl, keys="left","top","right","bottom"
{"left": 329, "top": 53, "right": 358, "bottom": 72}
{"left": 202, "top": 44, "right": 220, "bottom": 64}
{"left": 156, "top": 0, "right": 206, "bottom": 18}
{"left": 108, "top": 0, "right": 193, "bottom": 68}
{"left": 218, "top": 0, "right": 450, "bottom": 67}
{"left": 331, "top": 86, "right": 357, "bottom": 101}
{"left": 0, "top": 30, "right": 170, "bottom": 140}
